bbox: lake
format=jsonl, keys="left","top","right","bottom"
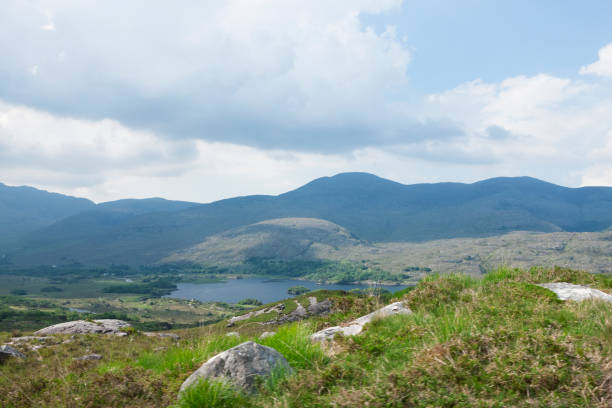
{"left": 167, "top": 277, "right": 408, "bottom": 304}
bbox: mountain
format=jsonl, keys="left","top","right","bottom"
{"left": 163, "top": 217, "right": 363, "bottom": 265}
{"left": 0, "top": 182, "right": 95, "bottom": 248}
{"left": 97, "top": 198, "right": 197, "bottom": 214}
{"left": 0, "top": 183, "right": 198, "bottom": 255}
{"left": 6, "top": 173, "right": 612, "bottom": 266}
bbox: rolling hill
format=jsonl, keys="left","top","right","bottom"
{"left": 163, "top": 218, "right": 363, "bottom": 265}
{"left": 5, "top": 173, "right": 612, "bottom": 267}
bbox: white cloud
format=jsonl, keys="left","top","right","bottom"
{"left": 0, "top": 0, "right": 414, "bottom": 151}
{"left": 580, "top": 43, "right": 612, "bottom": 78}
{"left": 423, "top": 70, "right": 612, "bottom": 186}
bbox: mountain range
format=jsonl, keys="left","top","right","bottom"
{"left": 2, "top": 173, "right": 612, "bottom": 267}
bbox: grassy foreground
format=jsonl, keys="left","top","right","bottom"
{"left": 1, "top": 267, "right": 611, "bottom": 407}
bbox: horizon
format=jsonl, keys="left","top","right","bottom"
{"left": 1, "top": 1, "right": 612, "bottom": 203}
{"left": 3, "top": 172, "right": 612, "bottom": 205}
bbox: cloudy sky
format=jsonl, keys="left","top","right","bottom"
{"left": 1, "top": 0, "right": 612, "bottom": 203}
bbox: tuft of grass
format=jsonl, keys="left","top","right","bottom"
{"left": 137, "top": 335, "right": 242, "bottom": 375}
{"left": 176, "top": 378, "right": 251, "bottom": 408}
{"left": 257, "top": 323, "right": 328, "bottom": 370}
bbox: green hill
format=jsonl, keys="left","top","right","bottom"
{"left": 6, "top": 173, "right": 612, "bottom": 267}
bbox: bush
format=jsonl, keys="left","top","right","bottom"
{"left": 287, "top": 286, "right": 310, "bottom": 295}
{"left": 237, "top": 298, "right": 262, "bottom": 306}
{"left": 40, "top": 286, "right": 63, "bottom": 293}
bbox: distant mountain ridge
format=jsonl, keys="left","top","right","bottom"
{"left": 3, "top": 173, "right": 612, "bottom": 266}
{"left": 0, "top": 182, "right": 198, "bottom": 252}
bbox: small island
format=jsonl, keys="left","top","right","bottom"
{"left": 287, "top": 285, "right": 310, "bottom": 295}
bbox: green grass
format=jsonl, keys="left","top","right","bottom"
{"left": 177, "top": 378, "right": 250, "bottom": 408}
{"left": 1, "top": 267, "right": 610, "bottom": 407}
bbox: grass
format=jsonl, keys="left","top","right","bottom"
{"left": 1, "top": 267, "right": 611, "bottom": 407}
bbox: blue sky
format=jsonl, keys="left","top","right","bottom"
{"left": 1, "top": 1, "right": 611, "bottom": 203}
{"left": 364, "top": 0, "right": 612, "bottom": 91}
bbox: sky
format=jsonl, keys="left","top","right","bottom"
{"left": 1, "top": 0, "right": 612, "bottom": 203}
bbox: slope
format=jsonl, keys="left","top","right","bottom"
{"left": 8, "top": 173, "right": 612, "bottom": 266}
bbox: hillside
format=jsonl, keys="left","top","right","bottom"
{"left": 1, "top": 267, "right": 611, "bottom": 407}
{"left": 0, "top": 183, "right": 95, "bottom": 249}
{"left": 163, "top": 218, "right": 362, "bottom": 265}
{"left": 6, "top": 173, "right": 612, "bottom": 267}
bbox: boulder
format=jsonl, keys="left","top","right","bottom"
{"left": 34, "top": 319, "right": 131, "bottom": 335}
{"left": 226, "top": 332, "right": 240, "bottom": 338}
{"left": 10, "top": 336, "right": 52, "bottom": 343}
{"left": 180, "top": 341, "right": 292, "bottom": 393}
{"left": 74, "top": 354, "right": 103, "bottom": 361}
{"left": 311, "top": 301, "right": 412, "bottom": 342}
{"left": 537, "top": 283, "right": 612, "bottom": 302}
{"left": 0, "top": 345, "right": 25, "bottom": 362}
{"left": 143, "top": 332, "right": 180, "bottom": 340}
{"left": 259, "top": 331, "right": 276, "bottom": 339}
{"left": 308, "top": 298, "right": 332, "bottom": 315}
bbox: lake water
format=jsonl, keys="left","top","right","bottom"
{"left": 167, "top": 277, "right": 408, "bottom": 304}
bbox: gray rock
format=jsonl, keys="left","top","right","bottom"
{"left": 143, "top": 332, "right": 180, "bottom": 340}
{"left": 227, "top": 304, "right": 285, "bottom": 327}
{"left": 10, "top": 336, "right": 52, "bottom": 343}
{"left": 34, "top": 319, "right": 131, "bottom": 335}
{"left": 259, "top": 331, "right": 276, "bottom": 339}
{"left": 308, "top": 298, "right": 332, "bottom": 316}
{"left": 180, "top": 341, "right": 292, "bottom": 393}
{"left": 311, "top": 301, "right": 412, "bottom": 342}
{"left": 226, "top": 331, "right": 240, "bottom": 337}
{"left": 537, "top": 282, "right": 612, "bottom": 302}
{"left": 0, "top": 345, "right": 26, "bottom": 362}
{"left": 74, "top": 354, "right": 102, "bottom": 361}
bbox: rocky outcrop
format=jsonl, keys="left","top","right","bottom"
{"left": 0, "top": 345, "right": 25, "bottom": 362}
{"left": 143, "top": 332, "right": 180, "bottom": 340}
{"left": 34, "top": 319, "right": 131, "bottom": 335}
{"left": 180, "top": 341, "right": 292, "bottom": 393}
{"left": 308, "top": 297, "right": 332, "bottom": 315}
{"left": 311, "top": 301, "right": 412, "bottom": 342}
{"left": 537, "top": 282, "right": 612, "bottom": 302}
{"left": 9, "top": 336, "right": 52, "bottom": 343}
{"left": 228, "top": 297, "right": 333, "bottom": 327}
{"left": 227, "top": 304, "right": 286, "bottom": 327}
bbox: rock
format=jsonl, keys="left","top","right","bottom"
{"left": 180, "top": 341, "right": 292, "bottom": 393}
{"left": 537, "top": 282, "right": 612, "bottom": 302}
{"left": 259, "top": 331, "right": 276, "bottom": 339}
{"left": 143, "top": 332, "right": 181, "bottom": 340}
{"left": 10, "top": 336, "right": 52, "bottom": 343}
{"left": 226, "top": 332, "right": 240, "bottom": 337}
{"left": 227, "top": 304, "right": 285, "bottom": 327}
{"left": 0, "top": 345, "right": 26, "bottom": 362}
{"left": 311, "top": 301, "right": 412, "bottom": 342}
{"left": 308, "top": 298, "right": 332, "bottom": 316}
{"left": 34, "top": 319, "right": 131, "bottom": 335}
{"left": 74, "top": 354, "right": 102, "bottom": 361}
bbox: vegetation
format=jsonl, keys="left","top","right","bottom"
{"left": 0, "top": 266, "right": 254, "bottom": 332}
{"left": 243, "top": 258, "right": 405, "bottom": 284}
{"left": 1, "top": 266, "right": 610, "bottom": 407}
{"left": 287, "top": 286, "right": 309, "bottom": 295}
{"left": 237, "top": 298, "right": 263, "bottom": 306}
